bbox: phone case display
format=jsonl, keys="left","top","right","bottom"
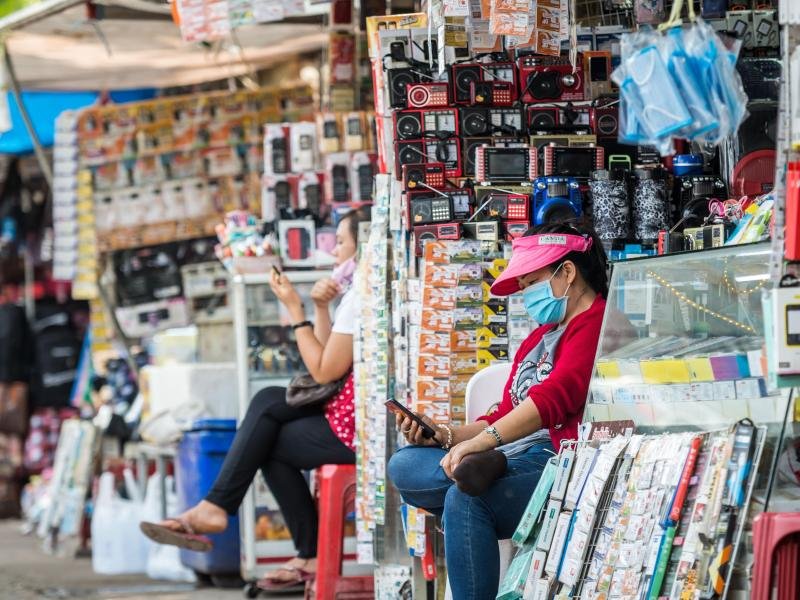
{"left": 353, "top": 179, "right": 391, "bottom": 563}
{"left": 52, "top": 112, "right": 80, "bottom": 284}
{"left": 586, "top": 243, "right": 789, "bottom": 430}
{"left": 409, "top": 241, "right": 535, "bottom": 425}
{"left": 54, "top": 86, "right": 313, "bottom": 305}
{"left": 260, "top": 113, "right": 376, "bottom": 229}
{"left": 503, "top": 424, "right": 765, "bottom": 600}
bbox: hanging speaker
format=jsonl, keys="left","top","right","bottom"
{"left": 737, "top": 102, "right": 777, "bottom": 155}
{"left": 460, "top": 108, "right": 490, "bottom": 137}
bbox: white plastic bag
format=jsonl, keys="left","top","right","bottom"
{"left": 91, "top": 471, "right": 149, "bottom": 574}
{"left": 142, "top": 473, "right": 197, "bottom": 583}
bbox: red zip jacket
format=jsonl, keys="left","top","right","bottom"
{"left": 479, "top": 296, "right": 606, "bottom": 451}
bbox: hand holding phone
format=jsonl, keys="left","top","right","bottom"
{"left": 385, "top": 399, "right": 441, "bottom": 446}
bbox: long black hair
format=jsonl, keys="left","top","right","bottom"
{"left": 523, "top": 221, "right": 609, "bottom": 299}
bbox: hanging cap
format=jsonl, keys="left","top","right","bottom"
{"left": 490, "top": 233, "right": 593, "bottom": 297}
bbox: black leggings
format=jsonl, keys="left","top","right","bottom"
{"left": 205, "top": 386, "right": 355, "bottom": 558}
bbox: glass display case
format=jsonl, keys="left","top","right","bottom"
{"left": 231, "top": 270, "right": 329, "bottom": 579}
{"left": 585, "top": 242, "right": 788, "bottom": 431}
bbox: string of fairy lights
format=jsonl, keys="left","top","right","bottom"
{"left": 647, "top": 271, "right": 758, "bottom": 334}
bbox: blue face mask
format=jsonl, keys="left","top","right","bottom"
{"left": 521, "top": 266, "right": 571, "bottom": 325}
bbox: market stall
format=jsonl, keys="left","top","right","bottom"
{"left": 1, "top": 0, "right": 798, "bottom": 597}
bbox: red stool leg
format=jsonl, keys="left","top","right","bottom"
{"left": 309, "top": 465, "right": 374, "bottom": 600}
{"left": 315, "top": 465, "right": 347, "bottom": 600}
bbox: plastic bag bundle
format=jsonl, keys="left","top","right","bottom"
{"left": 612, "top": 18, "right": 749, "bottom": 156}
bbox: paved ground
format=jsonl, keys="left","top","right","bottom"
{"left": 0, "top": 520, "right": 301, "bottom": 600}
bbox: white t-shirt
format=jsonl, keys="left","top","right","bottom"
{"left": 331, "top": 288, "right": 357, "bottom": 335}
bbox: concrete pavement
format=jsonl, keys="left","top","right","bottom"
{"left": 0, "top": 519, "right": 301, "bottom": 600}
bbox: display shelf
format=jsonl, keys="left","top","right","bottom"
{"left": 231, "top": 268, "right": 332, "bottom": 579}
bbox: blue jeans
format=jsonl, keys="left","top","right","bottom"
{"left": 387, "top": 441, "right": 554, "bottom": 600}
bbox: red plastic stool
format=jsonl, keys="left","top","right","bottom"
{"left": 306, "top": 464, "right": 374, "bottom": 600}
{"left": 751, "top": 512, "right": 800, "bottom": 600}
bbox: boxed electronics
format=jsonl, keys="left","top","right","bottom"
{"left": 278, "top": 220, "right": 317, "bottom": 267}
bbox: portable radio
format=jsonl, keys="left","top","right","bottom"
{"left": 476, "top": 192, "right": 531, "bottom": 222}
{"left": 504, "top": 221, "right": 529, "bottom": 240}
{"left": 470, "top": 81, "right": 515, "bottom": 107}
{"left": 559, "top": 103, "right": 595, "bottom": 132}
{"left": 264, "top": 124, "right": 289, "bottom": 175}
{"left": 532, "top": 177, "right": 583, "bottom": 225}
{"left": 406, "top": 82, "right": 451, "bottom": 108}
{"left": 343, "top": 112, "right": 366, "bottom": 151}
{"left": 317, "top": 113, "right": 341, "bottom": 154}
{"left": 591, "top": 100, "right": 620, "bottom": 140}
{"left": 394, "top": 108, "right": 459, "bottom": 140}
{"left": 350, "top": 152, "right": 377, "bottom": 202}
{"left": 395, "top": 138, "right": 462, "bottom": 179}
{"left": 543, "top": 145, "right": 604, "bottom": 177}
{"left": 582, "top": 51, "right": 613, "bottom": 99}
{"left": 414, "top": 223, "right": 461, "bottom": 256}
{"left": 451, "top": 61, "right": 518, "bottom": 105}
{"left": 408, "top": 194, "right": 455, "bottom": 225}
{"left": 475, "top": 146, "right": 537, "bottom": 183}
{"left": 518, "top": 56, "right": 585, "bottom": 104}
{"left": 387, "top": 67, "right": 432, "bottom": 108}
{"left": 460, "top": 108, "right": 491, "bottom": 137}
{"left": 402, "top": 162, "right": 447, "bottom": 191}
{"left": 462, "top": 221, "right": 499, "bottom": 243}
{"left": 289, "top": 122, "right": 318, "bottom": 172}
{"left": 527, "top": 107, "right": 562, "bottom": 133}
{"left": 462, "top": 137, "right": 493, "bottom": 177}
{"left": 488, "top": 107, "right": 525, "bottom": 136}
{"left": 447, "top": 189, "right": 473, "bottom": 220}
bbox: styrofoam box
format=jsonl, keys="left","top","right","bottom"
{"left": 144, "top": 363, "right": 238, "bottom": 420}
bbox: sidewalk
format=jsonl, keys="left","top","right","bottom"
{"left": 0, "top": 519, "right": 298, "bottom": 599}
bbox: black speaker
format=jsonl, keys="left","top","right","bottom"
{"left": 395, "top": 141, "right": 426, "bottom": 173}
{"left": 737, "top": 58, "right": 781, "bottom": 102}
{"left": 388, "top": 68, "right": 418, "bottom": 108}
{"left": 460, "top": 108, "right": 490, "bottom": 137}
{"left": 452, "top": 65, "right": 482, "bottom": 103}
{"left": 462, "top": 137, "right": 492, "bottom": 177}
{"left": 395, "top": 111, "right": 423, "bottom": 139}
{"left": 737, "top": 102, "right": 778, "bottom": 155}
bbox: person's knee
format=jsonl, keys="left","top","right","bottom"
{"left": 387, "top": 447, "right": 440, "bottom": 493}
{"left": 444, "top": 484, "right": 474, "bottom": 517}
{"left": 250, "top": 386, "right": 287, "bottom": 413}
{"left": 387, "top": 448, "right": 416, "bottom": 492}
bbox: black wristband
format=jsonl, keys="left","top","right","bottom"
{"left": 291, "top": 320, "right": 313, "bottom": 331}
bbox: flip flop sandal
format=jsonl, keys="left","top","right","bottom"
{"left": 139, "top": 518, "right": 213, "bottom": 552}
{"left": 256, "top": 567, "right": 315, "bottom": 592}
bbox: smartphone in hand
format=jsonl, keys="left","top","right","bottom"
{"left": 385, "top": 399, "right": 438, "bottom": 439}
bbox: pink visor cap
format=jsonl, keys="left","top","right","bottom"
{"left": 490, "top": 233, "right": 593, "bottom": 297}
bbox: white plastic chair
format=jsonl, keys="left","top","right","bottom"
{"left": 444, "top": 362, "right": 514, "bottom": 600}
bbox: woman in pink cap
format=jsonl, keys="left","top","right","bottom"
{"left": 389, "top": 222, "right": 609, "bottom": 600}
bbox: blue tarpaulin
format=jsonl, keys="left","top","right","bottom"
{"left": 0, "top": 89, "right": 157, "bottom": 155}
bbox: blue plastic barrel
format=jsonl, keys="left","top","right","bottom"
{"left": 176, "top": 418, "right": 241, "bottom": 575}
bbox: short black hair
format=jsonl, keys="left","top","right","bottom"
{"left": 339, "top": 206, "right": 372, "bottom": 244}
{"left": 523, "top": 220, "right": 609, "bottom": 298}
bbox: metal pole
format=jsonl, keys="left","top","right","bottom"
{"left": 2, "top": 42, "right": 53, "bottom": 188}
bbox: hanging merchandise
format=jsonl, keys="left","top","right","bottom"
{"left": 613, "top": 9, "right": 749, "bottom": 155}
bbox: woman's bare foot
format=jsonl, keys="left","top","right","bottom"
{"left": 162, "top": 500, "right": 228, "bottom": 535}
{"left": 264, "top": 557, "right": 317, "bottom": 583}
